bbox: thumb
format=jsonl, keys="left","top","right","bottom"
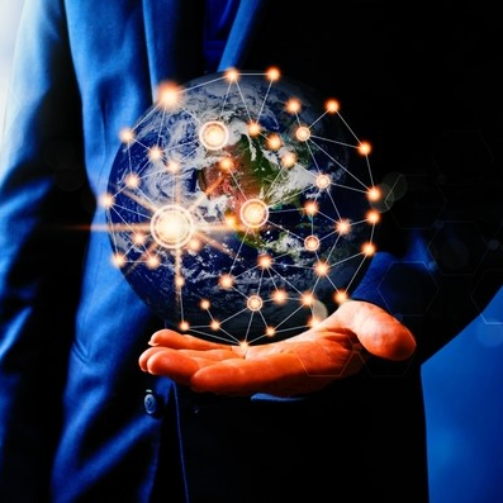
{"left": 334, "top": 301, "right": 416, "bottom": 361}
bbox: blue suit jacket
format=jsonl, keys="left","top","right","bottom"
{"left": 1, "top": 1, "right": 501, "bottom": 501}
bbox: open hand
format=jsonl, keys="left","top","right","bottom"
{"left": 139, "top": 301, "right": 416, "bottom": 397}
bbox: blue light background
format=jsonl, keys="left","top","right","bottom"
{"left": 1, "top": 2, "right": 502, "bottom": 501}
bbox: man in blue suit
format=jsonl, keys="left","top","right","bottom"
{"left": 1, "top": 1, "right": 501, "bottom": 501}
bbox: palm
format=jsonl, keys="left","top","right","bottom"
{"left": 139, "top": 301, "right": 416, "bottom": 397}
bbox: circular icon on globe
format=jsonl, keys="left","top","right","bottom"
{"left": 105, "top": 68, "right": 381, "bottom": 345}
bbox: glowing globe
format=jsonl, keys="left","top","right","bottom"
{"left": 106, "top": 69, "right": 380, "bottom": 345}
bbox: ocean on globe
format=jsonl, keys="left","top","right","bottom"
{"left": 106, "top": 69, "right": 379, "bottom": 345}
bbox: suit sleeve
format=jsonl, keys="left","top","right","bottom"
{"left": 0, "top": 0, "right": 90, "bottom": 499}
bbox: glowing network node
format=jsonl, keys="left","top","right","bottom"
{"left": 362, "top": 242, "right": 376, "bottom": 256}
{"left": 148, "top": 146, "right": 163, "bottom": 162}
{"left": 336, "top": 219, "right": 352, "bottom": 235}
{"left": 358, "top": 141, "right": 372, "bottom": 156}
{"left": 100, "top": 193, "right": 115, "bottom": 209}
{"left": 146, "top": 255, "right": 160, "bottom": 269}
{"left": 272, "top": 289, "right": 288, "bottom": 304}
{"left": 240, "top": 199, "right": 269, "bottom": 229}
{"left": 266, "top": 67, "right": 281, "bottom": 81}
{"left": 304, "top": 235, "right": 320, "bottom": 252}
{"left": 281, "top": 152, "right": 297, "bottom": 168}
{"left": 112, "top": 252, "right": 126, "bottom": 268}
{"left": 295, "top": 126, "right": 311, "bottom": 142}
{"left": 334, "top": 290, "right": 348, "bottom": 304}
{"left": 258, "top": 254, "right": 273, "bottom": 269}
{"left": 315, "top": 174, "right": 331, "bottom": 190}
{"left": 325, "top": 99, "right": 340, "bottom": 113}
{"left": 199, "top": 121, "right": 229, "bottom": 150}
{"left": 247, "top": 121, "right": 261, "bottom": 136}
{"left": 247, "top": 294, "right": 263, "bottom": 312}
{"left": 367, "top": 186, "right": 382, "bottom": 202}
{"left": 106, "top": 68, "right": 380, "bottom": 346}
{"left": 125, "top": 173, "right": 140, "bottom": 189}
{"left": 286, "top": 98, "right": 302, "bottom": 114}
{"left": 119, "top": 128, "right": 135, "bottom": 144}
{"left": 304, "top": 201, "right": 318, "bottom": 216}
{"left": 266, "top": 327, "right": 276, "bottom": 337}
{"left": 267, "top": 134, "right": 282, "bottom": 151}
{"left": 158, "top": 83, "right": 180, "bottom": 109}
{"left": 225, "top": 68, "right": 240, "bottom": 82}
{"left": 150, "top": 205, "right": 195, "bottom": 249}
{"left": 367, "top": 210, "right": 380, "bottom": 224}
{"left": 219, "top": 274, "right": 234, "bottom": 290}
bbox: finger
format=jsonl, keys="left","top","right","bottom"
{"left": 144, "top": 348, "right": 200, "bottom": 385}
{"left": 179, "top": 349, "right": 243, "bottom": 361}
{"left": 149, "top": 330, "right": 231, "bottom": 351}
{"left": 139, "top": 346, "right": 167, "bottom": 372}
{"left": 342, "top": 301, "right": 416, "bottom": 360}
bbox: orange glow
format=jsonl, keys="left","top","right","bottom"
{"left": 266, "top": 327, "right": 276, "bottom": 337}
{"left": 100, "top": 193, "right": 115, "bottom": 209}
{"left": 112, "top": 253, "right": 126, "bottom": 268}
{"left": 247, "top": 295, "right": 263, "bottom": 312}
{"left": 148, "top": 146, "right": 163, "bottom": 162}
{"left": 367, "top": 186, "right": 382, "bottom": 202}
{"left": 267, "top": 134, "right": 282, "bottom": 151}
{"left": 247, "top": 121, "right": 261, "bottom": 136}
{"left": 179, "top": 321, "right": 190, "bottom": 331}
{"left": 281, "top": 152, "right": 297, "bottom": 168}
{"left": 240, "top": 341, "right": 250, "bottom": 351}
{"left": 308, "top": 316, "right": 321, "bottom": 328}
{"left": 158, "top": 83, "right": 179, "bottom": 109}
{"left": 301, "top": 292, "right": 315, "bottom": 306}
{"left": 286, "top": 98, "right": 301, "bottom": 114}
{"left": 146, "top": 255, "right": 160, "bottom": 269}
{"left": 125, "top": 173, "right": 140, "bottom": 189}
{"left": 119, "top": 128, "right": 135, "bottom": 143}
{"left": 188, "top": 238, "right": 202, "bottom": 251}
{"left": 175, "top": 276, "right": 185, "bottom": 288}
{"left": 258, "top": 254, "right": 273, "bottom": 269}
{"left": 304, "top": 235, "right": 320, "bottom": 252}
{"left": 336, "top": 219, "right": 352, "bottom": 235}
{"left": 224, "top": 215, "right": 237, "bottom": 228}
{"left": 362, "top": 242, "right": 376, "bottom": 256}
{"left": 266, "top": 67, "right": 281, "bottom": 81}
{"left": 358, "top": 141, "right": 372, "bottom": 156}
{"left": 225, "top": 68, "right": 240, "bottom": 82}
{"left": 295, "top": 126, "right": 311, "bottom": 142}
{"left": 315, "top": 174, "right": 331, "bottom": 190}
{"left": 304, "top": 201, "right": 318, "bottom": 216}
{"left": 240, "top": 199, "right": 269, "bottom": 228}
{"left": 219, "top": 157, "right": 234, "bottom": 171}
{"left": 200, "top": 121, "right": 229, "bottom": 150}
{"left": 133, "top": 233, "right": 146, "bottom": 245}
{"left": 314, "top": 261, "right": 330, "bottom": 276}
{"left": 272, "top": 289, "right": 288, "bottom": 304}
{"left": 210, "top": 320, "right": 221, "bottom": 331}
{"left": 220, "top": 274, "right": 234, "bottom": 289}
{"left": 334, "top": 290, "right": 349, "bottom": 304}
{"left": 200, "top": 299, "right": 211, "bottom": 310}
{"left": 366, "top": 210, "right": 381, "bottom": 224}
{"left": 167, "top": 161, "right": 180, "bottom": 174}
{"left": 325, "top": 99, "right": 340, "bottom": 113}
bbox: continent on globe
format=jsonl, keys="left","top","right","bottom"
{"left": 105, "top": 67, "right": 381, "bottom": 345}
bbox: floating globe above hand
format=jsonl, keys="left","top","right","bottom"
{"left": 105, "top": 68, "right": 381, "bottom": 345}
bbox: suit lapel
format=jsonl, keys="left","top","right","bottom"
{"left": 218, "top": 0, "right": 267, "bottom": 71}
{"left": 142, "top": 0, "right": 205, "bottom": 94}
